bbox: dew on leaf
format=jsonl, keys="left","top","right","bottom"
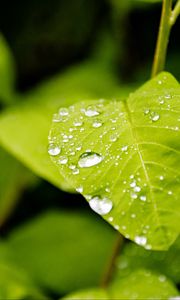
{"left": 121, "top": 145, "right": 128, "bottom": 152}
{"left": 89, "top": 196, "right": 113, "bottom": 215}
{"left": 58, "top": 156, "right": 68, "bottom": 165}
{"left": 59, "top": 107, "right": 69, "bottom": 116}
{"left": 92, "top": 119, "right": 102, "bottom": 128}
{"left": 150, "top": 112, "right": 160, "bottom": 122}
{"left": 134, "top": 235, "right": 147, "bottom": 246}
{"left": 78, "top": 152, "right": 103, "bottom": 168}
{"left": 76, "top": 186, "right": 83, "bottom": 193}
{"left": 140, "top": 195, "right": 146, "bottom": 201}
{"left": 84, "top": 106, "right": 100, "bottom": 117}
{"left": 48, "top": 144, "right": 61, "bottom": 156}
{"left": 72, "top": 168, "right": 79, "bottom": 175}
{"left": 73, "top": 119, "right": 83, "bottom": 127}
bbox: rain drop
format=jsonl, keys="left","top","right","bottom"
{"left": 89, "top": 196, "right": 113, "bottom": 215}
{"left": 84, "top": 106, "right": 99, "bottom": 117}
{"left": 48, "top": 144, "right": 61, "bottom": 156}
{"left": 78, "top": 152, "right": 103, "bottom": 168}
{"left": 135, "top": 236, "right": 147, "bottom": 246}
{"left": 92, "top": 119, "right": 102, "bottom": 128}
{"left": 59, "top": 107, "right": 69, "bottom": 116}
{"left": 58, "top": 156, "right": 68, "bottom": 165}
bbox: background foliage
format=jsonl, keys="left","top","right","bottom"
{"left": 0, "top": 0, "right": 179, "bottom": 299}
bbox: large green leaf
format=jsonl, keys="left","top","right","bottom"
{"left": 0, "top": 147, "right": 36, "bottom": 226}
{"left": 48, "top": 72, "right": 180, "bottom": 250}
{"left": 0, "top": 242, "right": 46, "bottom": 300}
{"left": 0, "top": 59, "right": 131, "bottom": 192}
{"left": 63, "top": 269, "right": 179, "bottom": 299}
{"left": 6, "top": 210, "right": 117, "bottom": 293}
{"left": 116, "top": 235, "right": 180, "bottom": 284}
{"left": 0, "top": 34, "right": 16, "bottom": 105}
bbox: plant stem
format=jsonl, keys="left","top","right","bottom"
{"left": 100, "top": 234, "right": 124, "bottom": 288}
{"left": 170, "top": 0, "right": 180, "bottom": 26}
{"left": 151, "top": 0, "right": 172, "bottom": 77}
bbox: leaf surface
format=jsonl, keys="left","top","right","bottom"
{"left": 116, "top": 236, "right": 180, "bottom": 284}
{"left": 63, "top": 269, "right": 179, "bottom": 300}
{"left": 48, "top": 72, "right": 180, "bottom": 250}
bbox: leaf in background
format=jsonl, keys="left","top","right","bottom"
{"left": 48, "top": 72, "right": 180, "bottom": 250}
{"left": 0, "top": 34, "right": 16, "bottom": 105}
{"left": 0, "top": 58, "right": 131, "bottom": 192}
{"left": 116, "top": 235, "right": 180, "bottom": 284}
{"left": 63, "top": 269, "right": 179, "bottom": 299}
{"left": 0, "top": 147, "right": 36, "bottom": 227}
{"left": 6, "top": 210, "right": 117, "bottom": 294}
{"left": 0, "top": 243, "right": 46, "bottom": 300}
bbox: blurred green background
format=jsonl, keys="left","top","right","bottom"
{"left": 0, "top": 0, "right": 179, "bottom": 299}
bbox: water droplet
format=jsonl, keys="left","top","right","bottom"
{"left": 130, "top": 181, "right": 136, "bottom": 188}
{"left": 76, "top": 186, "right": 83, "bottom": 193}
{"left": 121, "top": 145, "right": 128, "bottom": 152}
{"left": 92, "top": 119, "right": 102, "bottom": 128}
{"left": 72, "top": 168, "right": 79, "bottom": 175}
{"left": 114, "top": 225, "right": 120, "bottom": 230}
{"left": 58, "top": 156, "right": 68, "bottom": 165}
{"left": 108, "top": 216, "right": 113, "bottom": 222}
{"left": 73, "top": 119, "right": 83, "bottom": 127}
{"left": 84, "top": 106, "right": 99, "bottom": 117}
{"left": 135, "top": 236, "right": 147, "bottom": 246}
{"left": 159, "top": 175, "right": 164, "bottom": 180}
{"left": 140, "top": 195, "right": 146, "bottom": 202}
{"left": 59, "top": 107, "right": 69, "bottom": 116}
{"left": 48, "top": 144, "right": 61, "bottom": 156}
{"left": 69, "top": 164, "right": 76, "bottom": 170}
{"left": 78, "top": 152, "right": 103, "bottom": 168}
{"left": 134, "top": 186, "right": 141, "bottom": 192}
{"left": 131, "top": 213, "right": 136, "bottom": 218}
{"left": 109, "top": 134, "right": 118, "bottom": 142}
{"left": 144, "top": 109, "right": 150, "bottom": 115}
{"left": 89, "top": 196, "right": 113, "bottom": 215}
{"left": 150, "top": 112, "right": 160, "bottom": 122}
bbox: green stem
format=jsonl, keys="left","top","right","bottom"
{"left": 151, "top": 0, "right": 172, "bottom": 77}
{"left": 100, "top": 234, "right": 123, "bottom": 288}
{"left": 170, "top": 0, "right": 180, "bottom": 26}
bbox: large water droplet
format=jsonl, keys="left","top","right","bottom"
{"left": 89, "top": 196, "right": 113, "bottom": 215}
{"left": 48, "top": 144, "right": 61, "bottom": 156}
{"left": 78, "top": 152, "right": 103, "bottom": 168}
{"left": 84, "top": 106, "right": 99, "bottom": 117}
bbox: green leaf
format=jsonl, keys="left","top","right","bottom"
{"left": 116, "top": 235, "right": 180, "bottom": 284}
{"left": 6, "top": 210, "right": 117, "bottom": 294}
{"left": 0, "top": 147, "right": 36, "bottom": 226}
{"left": 63, "top": 269, "right": 179, "bottom": 299}
{"left": 0, "top": 59, "right": 131, "bottom": 192}
{"left": 48, "top": 72, "right": 180, "bottom": 250}
{"left": 0, "top": 243, "right": 46, "bottom": 300}
{"left": 0, "top": 34, "right": 16, "bottom": 104}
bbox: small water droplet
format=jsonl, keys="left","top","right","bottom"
{"left": 59, "top": 107, "right": 69, "bottom": 116}
{"left": 135, "top": 236, "right": 147, "bottom": 246}
{"left": 109, "top": 134, "right": 118, "bottom": 142}
{"left": 58, "top": 156, "right": 68, "bottom": 165}
{"left": 78, "top": 152, "right": 103, "bottom": 168}
{"left": 84, "top": 106, "right": 99, "bottom": 117}
{"left": 121, "top": 145, "right": 128, "bottom": 152}
{"left": 108, "top": 216, "right": 113, "bottom": 222}
{"left": 114, "top": 225, "right": 120, "bottom": 230}
{"left": 150, "top": 112, "right": 160, "bottom": 122}
{"left": 48, "top": 144, "right": 61, "bottom": 156}
{"left": 72, "top": 168, "right": 79, "bottom": 175}
{"left": 144, "top": 109, "right": 150, "bottom": 115}
{"left": 73, "top": 119, "right": 83, "bottom": 127}
{"left": 76, "top": 186, "right": 83, "bottom": 193}
{"left": 140, "top": 195, "right": 146, "bottom": 201}
{"left": 89, "top": 196, "right": 113, "bottom": 215}
{"left": 134, "top": 186, "right": 141, "bottom": 192}
{"left": 92, "top": 119, "right": 102, "bottom": 128}
{"left": 159, "top": 175, "right": 164, "bottom": 180}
